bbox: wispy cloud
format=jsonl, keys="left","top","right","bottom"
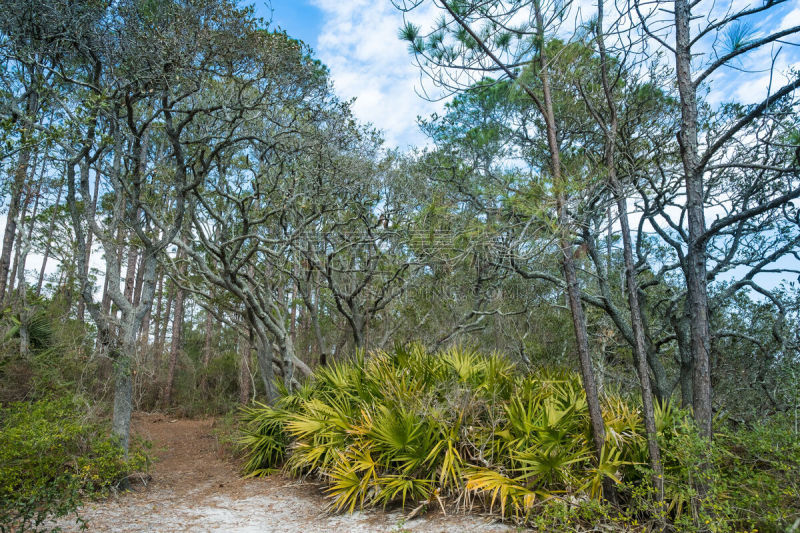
{"left": 309, "top": 0, "right": 445, "bottom": 148}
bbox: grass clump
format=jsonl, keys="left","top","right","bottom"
{"left": 0, "top": 396, "right": 149, "bottom": 532}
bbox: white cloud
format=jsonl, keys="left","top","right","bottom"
{"left": 309, "top": 0, "right": 446, "bottom": 148}
{"left": 779, "top": 7, "right": 800, "bottom": 32}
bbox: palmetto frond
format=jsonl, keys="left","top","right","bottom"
{"left": 239, "top": 344, "right": 656, "bottom": 522}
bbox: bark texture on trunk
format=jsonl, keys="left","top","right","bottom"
{"left": 37, "top": 183, "right": 64, "bottom": 296}
{"left": 163, "top": 258, "right": 186, "bottom": 407}
{"left": 0, "top": 144, "right": 31, "bottom": 301}
{"left": 594, "top": 0, "right": 663, "bottom": 497}
{"left": 674, "top": 0, "right": 713, "bottom": 438}
{"left": 239, "top": 330, "right": 252, "bottom": 404}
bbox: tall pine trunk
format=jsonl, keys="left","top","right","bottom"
{"left": 594, "top": 0, "right": 663, "bottom": 498}
{"left": 0, "top": 88, "right": 37, "bottom": 302}
{"left": 674, "top": 0, "right": 713, "bottom": 439}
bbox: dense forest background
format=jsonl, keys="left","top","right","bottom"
{"left": 0, "top": 0, "right": 798, "bottom": 531}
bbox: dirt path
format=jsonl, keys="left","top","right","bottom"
{"left": 59, "top": 413, "right": 512, "bottom": 532}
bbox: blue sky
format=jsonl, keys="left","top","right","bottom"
{"left": 250, "top": 1, "right": 799, "bottom": 151}
{"left": 249, "top": 0, "right": 445, "bottom": 149}
{"left": 245, "top": 1, "right": 800, "bottom": 294}
{"left": 253, "top": 1, "right": 323, "bottom": 50}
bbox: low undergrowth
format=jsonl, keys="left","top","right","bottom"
{"left": 239, "top": 345, "right": 650, "bottom": 524}
{"left": 239, "top": 344, "right": 800, "bottom": 531}
{"left": 0, "top": 396, "right": 150, "bottom": 532}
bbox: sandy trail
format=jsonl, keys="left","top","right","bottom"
{"left": 58, "top": 413, "right": 511, "bottom": 532}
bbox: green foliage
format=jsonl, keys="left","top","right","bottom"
{"left": 238, "top": 344, "right": 653, "bottom": 524}
{"left": 645, "top": 414, "right": 799, "bottom": 532}
{"left": 240, "top": 345, "right": 800, "bottom": 529}
{"left": 3, "top": 308, "right": 55, "bottom": 352}
{"left": 0, "top": 397, "right": 149, "bottom": 532}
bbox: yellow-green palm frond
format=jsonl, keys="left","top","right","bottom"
{"left": 464, "top": 468, "right": 541, "bottom": 518}
{"left": 374, "top": 475, "right": 433, "bottom": 509}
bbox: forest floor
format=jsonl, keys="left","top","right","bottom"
{"left": 58, "top": 412, "right": 513, "bottom": 532}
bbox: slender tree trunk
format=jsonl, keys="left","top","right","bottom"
{"left": 674, "top": 0, "right": 713, "bottom": 439}
{"left": 0, "top": 147, "right": 29, "bottom": 301}
{"left": 158, "top": 282, "right": 174, "bottom": 357}
{"left": 163, "top": 263, "right": 185, "bottom": 407}
{"left": 672, "top": 309, "right": 694, "bottom": 407}
{"left": 594, "top": 0, "right": 663, "bottom": 498}
{"left": 16, "top": 200, "right": 34, "bottom": 357}
{"left": 290, "top": 276, "right": 298, "bottom": 348}
{"left": 300, "top": 265, "right": 328, "bottom": 365}
{"left": 611, "top": 192, "right": 664, "bottom": 493}
{"left": 36, "top": 183, "right": 64, "bottom": 296}
{"left": 16, "top": 178, "right": 43, "bottom": 358}
{"left": 8, "top": 187, "right": 33, "bottom": 298}
{"left": 101, "top": 271, "right": 112, "bottom": 316}
{"left": 0, "top": 87, "right": 37, "bottom": 302}
{"left": 77, "top": 173, "right": 100, "bottom": 323}
{"left": 238, "top": 328, "right": 252, "bottom": 404}
{"left": 253, "top": 327, "right": 276, "bottom": 402}
{"left": 151, "top": 271, "right": 164, "bottom": 345}
{"left": 124, "top": 243, "right": 137, "bottom": 301}
{"left": 531, "top": 0, "right": 612, "bottom": 499}
{"left": 133, "top": 243, "right": 146, "bottom": 307}
{"left": 200, "top": 307, "right": 214, "bottom": 392}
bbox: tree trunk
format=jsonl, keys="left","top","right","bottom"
{"left": 7, "top": 186, "right": 32, "bottom": 298}
{"left": 200, "top": 308, "right": 214, "bottom": 392}
{"left": 0, "top": 87, "right": 37, "bottom": 302}
{"left": 77, "top": 172, "right": 101, "bottom": 323}
{"left": 594, "top": 0, "right": 663, "bottom": 497}
{"left": 133, "top": 248, "right": 146, "bottom": 307}
{"left": 157, "top": 282, "right": 174, "bottom": 367}
{"left": 0, "top": 147, "right": 29, "bottom": 301}
{"left": 253, "top": 328, "right": 276, "bottom": 402}
{"left": 532, "top": 0, "right": 612, "bottom": 499}
{"left": 163, "top": 260, "right": 186, "bottom": 407}
{"left": 37, "top": 183, "right": 64, "bottom": 296}
{"left": 290, "top": 276, "right": 298, "bottom": 348}
{"left": 16, "top": 178, "right": 43, "bottom": 358}
{"left": 672, "top": 309, "right": 694, "bottom": 407}
{"left": 112, "top": 318, "right": 136, "bottom": 453}
{"left": 611, "top": 193, "right": 664, "bottom": 494}
{"left": 238, "top": 329, "right": 252, "bottom": 404}
{"left": 674, "top": 0, "right": 712, "bottom": 439}
{"left": 151, "top": 270, "right": 164, "bottom": 346}
{"left": 124, "top": 243, "right": 137, "bottom": 301}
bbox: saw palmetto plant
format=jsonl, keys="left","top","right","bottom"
{"left": 239, "top": 344, "right": 664, "bottom": 522}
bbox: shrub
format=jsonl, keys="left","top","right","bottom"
{"left": 240, "top": 345, "right": 800, "bottom": 530}
{"left": 0, "top": 396, "right": 149, "bottom": 532}
{"left": 239, "top": 344, "right": 656, "bottom": 524}
{"left": 628, "top": 412, "right": 800, "bottom": 532}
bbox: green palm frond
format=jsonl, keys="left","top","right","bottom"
{"left": 238, "top": 402, "right": 288, "bottom": 474}
{"left": 580, "top": 444, "right": 629, "bottom": 499}
{"left": 374, "top": 475, "right": 432, "bottom": 508}
{"left": 515, "top": 444, "right": 590, "bottom": 487}
{"left": 239, "top": 344, "right": 654, "bottom": 521}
